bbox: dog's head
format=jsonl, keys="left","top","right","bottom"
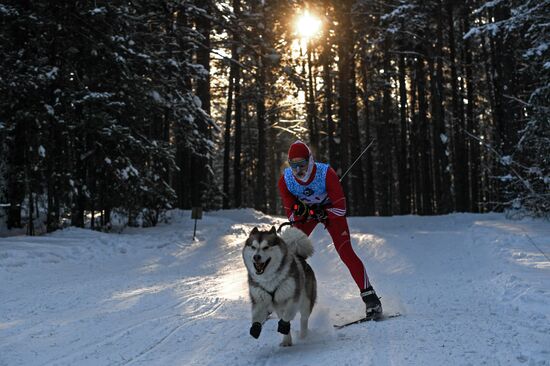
{"left": 242, "top": 226, "right": 286, "bottom": 277}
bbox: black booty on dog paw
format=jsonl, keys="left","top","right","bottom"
{"left": 277, "top": 319, "right": 291, "bottom": 335}
{"left": 250, "top": 322, "right": 262, "bottom": 338}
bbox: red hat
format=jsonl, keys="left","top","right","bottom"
{"left": 288, "top": 141, "right": 310, "bottom": 160}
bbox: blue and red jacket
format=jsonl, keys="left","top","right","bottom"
{"left": 278, "top": 163, "right": 347, "bottom": 221}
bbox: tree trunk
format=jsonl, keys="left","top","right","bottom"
{"left": 336, "top": 0, "right": 353, "bottom": 196}
{"left": 379, "top": 40, "right": 394, "bottom": 216}
{"left": 462, "top": 2, "right": 479, "bottom": 212}
{"left": 397, "top": 53, "right": 411, "bottom": 214}
{"left": 416, "top": 52, "right": 433, "bottom": 215}
{"left": 306, "top": 43, "right": 319, "bottom": 153}
{"left": 433, "top": 0, "right": 452, "bottom": 214}
{"left": 409, "top": 61, "right": 419, "bottom": 214}
{"left": 25, "top": 158, "right": 35, "bottom": 236}
{"left": 233, "top": 64, "right": 243, "bottom": 208}
{"left": 223, "top": 58, "right": 235, "bottom": 209}
{"left": 255, "top": 55, "right": 267, "bottom": 212}
{"left": 447, "top": 1, "right": 468, "bottom": 211}
{"left": 193, "top": 0, "right": 212, "bottom": 209}
{"left": 480, "top": 26, "right": 496, "bottom": 211}
{"left": 359, "top": 54, "right": 376, "bottom": 215}
{"left": 268, "top": 111, "right": 278, "bottom": 214}
{"left": 349, "top": 51, "right": 366, "bottom": 214}
{"left": 322, "top": 25, "right": 337, "bottom": 166}
{"left": 7, "top": 111, "right": 25, "bottom": 229}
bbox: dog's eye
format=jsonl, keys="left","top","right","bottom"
{"left": 262, "top": 247, "right": 268, "bottom": 251}
{"left": 251, "top": 245, "right": 257, "bottom": 250}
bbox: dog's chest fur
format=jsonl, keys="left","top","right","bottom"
{"left": 248, "top": 256, "right": 303, "bottom": 305}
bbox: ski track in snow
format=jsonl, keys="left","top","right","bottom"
{"left": 1, "top": 210, "right": 549, "bottom": 366}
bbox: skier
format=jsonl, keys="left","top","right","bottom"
{"left": 278, "top": 140, "right": 382, "bottom": 319}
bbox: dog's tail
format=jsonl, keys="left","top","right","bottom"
{"left": 280, "top": 227, "right": 314, "bottom": 258}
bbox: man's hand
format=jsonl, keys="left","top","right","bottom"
{"left": 293, "top": 200, "right": 308, "bottom": 217}
{"left": 309, "top": 205, "right": 327, "bottom": 222}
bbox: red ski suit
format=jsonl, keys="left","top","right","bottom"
{"left": 278, "top": 165, "right": 370, "bottom": 291}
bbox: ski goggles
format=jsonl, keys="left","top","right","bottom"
{"left": 289, "top": 159, "right": 308, "bottom": 170}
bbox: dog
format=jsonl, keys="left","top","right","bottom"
{"left": 242, "top": 226, "right": 316, "bottom": 347}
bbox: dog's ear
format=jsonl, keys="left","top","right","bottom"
{"left": 250, "top": 227, "right": 259, "bottom": 235}
{"left": 269, "top": 226, "right": 277, "bottom": 234}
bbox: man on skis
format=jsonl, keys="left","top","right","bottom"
{"left": 278, "top": 140, "right": 382, "bottom": 319}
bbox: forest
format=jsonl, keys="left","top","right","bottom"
{"left": 0, "top": 0, "right": 548, "bottom": 234}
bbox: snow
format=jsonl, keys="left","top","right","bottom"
{"left": 193, "top": 95, "right": 202, "bottom": 108}
{"left": 117, "top": 165, "right": 139, "bottom": 180}
{"left": 0, "top": 4, "right": 18, "bottom": 16}
{"left": 380, "top": 4, "right": 415, "bottom": 21}
{"left": 524, "top": 43, "right": 549, "bottom": 58}
{"left": 167, "top": 59, "right": 179, "bottom": 68}
{"left": 473, "top": 0, "right": 505, "bottom": 15}
{"left": 45, "top": 67, "right": 59, "bottom": 80}
{"left": 89, "top": 7, "right": 107, "bottom": 16}
{"left": 190, "top": 63, "right": 209, "bottom": 78}
{"left": 463, "top": 26, "right": 481, "bottom": 40}
{"left": 38, "top": 145, "right": 46, "bottom": 158}
{"left": 44, "top": 104, "right": 54, "bottom": 116}
{"left": 1, "top": 210, "right": 549, "bottom": 365}
{"left": 500, "top": 155, "right": 513, "bottom": 166}
{"left": 149, "top": 91, "right": 163, "bottom": 103}
{"left": 500, "top": 174, "right": 514, "bottom": 182}
{"left": 82, "top": 92, "right": 114, "bottom": 101}
{"left": 112, "top": 36, "right": 126, "bottom": 43}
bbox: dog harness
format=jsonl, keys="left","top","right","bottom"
{"left": 283, "top": 162, "right": 330, "bottom": 205}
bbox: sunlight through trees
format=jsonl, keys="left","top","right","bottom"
{"left": 0, "top": 0, "right": 548, "bottom": 234}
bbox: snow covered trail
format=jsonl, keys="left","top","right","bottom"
{"left": 1, "top": 210, "right": 549, "bottom": 366}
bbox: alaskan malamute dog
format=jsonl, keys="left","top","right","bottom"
{"left": 242, "top": 226, "right": 317, "bottom": 347}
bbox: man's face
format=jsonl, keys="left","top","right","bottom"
{"left": 289, "top": 157, "right": 308, "bottom": 179}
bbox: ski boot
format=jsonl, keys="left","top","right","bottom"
{"left": 361, "top": 286, "right": 382, "bottom": 320}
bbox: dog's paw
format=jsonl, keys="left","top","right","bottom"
{"left": 249, "top": 322, "right": 262, "bottom": 339}
{"left": 277, "top": 319, "right": 291, "bottom": 335}
{"left": 279, "top": 334, "right": 293, "bottom": 347}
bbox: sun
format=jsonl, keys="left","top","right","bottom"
{"left": 295, "top": 10, "right": 322, "bottom": 40}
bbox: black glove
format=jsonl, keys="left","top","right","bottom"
{"left": 292, "top": 200, "right": 308, "bottom": 217}
{"left": 250, "top": 322, "right": 262, "bottom": 338}
{"left": 309, "top": 205, "right": 327, "bottom": 222}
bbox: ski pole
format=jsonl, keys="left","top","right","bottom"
{"left": 339, "top": 139, "right": 375, "bottom": 182}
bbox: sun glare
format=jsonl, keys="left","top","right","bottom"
{"left": 295, "top": 10, "right": 322, "bottom": 40}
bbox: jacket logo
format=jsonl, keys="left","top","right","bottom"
{"left": 303, "top": 188, "right": 314, "bottom": 196}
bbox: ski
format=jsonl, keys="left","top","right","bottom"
{"left": 333, "top": 312, "right": 401, "bottom": 329}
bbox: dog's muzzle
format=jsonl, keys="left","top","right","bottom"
{"left": 253, "top": 258, "right": 271, "bottom": 275}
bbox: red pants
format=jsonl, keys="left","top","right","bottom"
{"left": 294, "top": 217, "right": 370, "bottom": 291}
